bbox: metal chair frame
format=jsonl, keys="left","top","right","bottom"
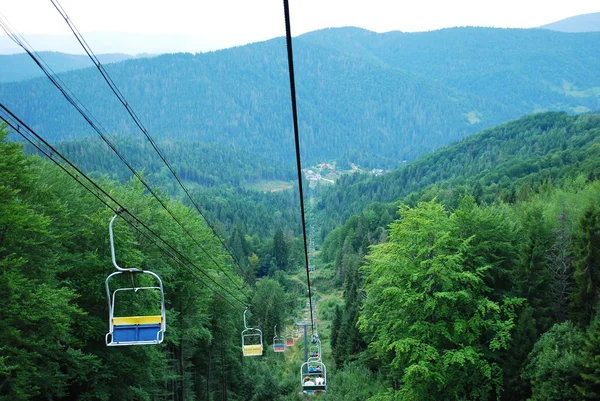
{"left": 105, "top": 213, "right": 166, "bottom": 346}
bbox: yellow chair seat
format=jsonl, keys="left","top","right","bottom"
{"left": 113, "top": 315, "right": 162, "bottom": 325}
{"left": 243, "top": 344, "right": 263, "bottom": 356}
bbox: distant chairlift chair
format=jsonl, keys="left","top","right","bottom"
{"left": 242, "top": 308, "right": 263, "bottom": 356}
{"left": 285, "top": 330, "right": 295, "bottom": 347}
{"left": 273, "top": 324, "right": 286, "bottom": 353}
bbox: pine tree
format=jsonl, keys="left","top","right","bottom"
{"left": 571, "top": 204, "right": 600, "bottom": 326}
{"left": 577, "top": 304, "right": 600, "bottom": 398}
{"left": 272, "top": 227, "right": 289, "bottom": 272}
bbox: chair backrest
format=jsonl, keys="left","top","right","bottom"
{"left": 242, "top": 328, "right": 263, "bottom": 356}
{"left": 105, "top": 271, "right": 166, "bottom": 346}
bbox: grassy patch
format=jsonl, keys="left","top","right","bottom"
{"left": 247, "top": 180, "right": 294, "bottom": 192}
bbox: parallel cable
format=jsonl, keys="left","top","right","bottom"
{"left": 282, "top": 0, "right": 314, "bottom": 332}
{"left": 0, "top": 104, "right": 246, "bottom": 310}
{"left": 49, "top": 0, "right": 255, "bottom": 285}
{"left": 0, "top": 18, "right": 249, "bottom": 299}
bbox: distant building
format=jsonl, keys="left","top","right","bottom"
{"left": 318, "top": 163, "right": 334, "bottom": 170}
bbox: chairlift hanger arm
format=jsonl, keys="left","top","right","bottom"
{"left": 109, "top": 212, "right": 139, "bottom": 273}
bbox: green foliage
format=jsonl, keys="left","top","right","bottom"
{"left": 0, "top": 126, "right": 256, "bottom": 400}
{"left": 522, "top": 322, "right": 585, "bottom": 401}
{"left": 571, "top": 202, "right": 600, "bottom": 326}
{"left": 359, "top": 199, "right": 524, "bottom": 400}
{"left": 250, "top": 278, "right": 292, "bottom": 344}
{"left": 577, "top": 305, "right": 600, "bottom": 398}
{"left": 273, "top": 227, "right": 290, "bottom": 271}
{"left": 317, "top": 363, "right": 386, "bottom": 401}
{"left": 317, "top": 111, "right": 600, "bottom": 401}
{"left": 0, "top": 128, "right": 94, "bottom": 399}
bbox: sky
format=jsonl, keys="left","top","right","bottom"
{"left": 1, "top": 0, "right": 599, "bottom": 54}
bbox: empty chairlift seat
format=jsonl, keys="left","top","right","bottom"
{"left": 105, "top": 276, "right": 166, "bottom": 346}
{"left": 112, "top": 315, "right": 163, "bottom": 343}
{"left": 105, "top": 212, "right": 166, "bottom": 347}
{"left": 242, "top": 309, "right": 263, "bottom": 357}
{"left": 272, "top": 324, "right": 286, "bottom": 353}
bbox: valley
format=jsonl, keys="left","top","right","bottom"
{"left": 1, "top": 14, "right": 600, "bottom": 401}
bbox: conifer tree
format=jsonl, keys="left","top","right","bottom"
{"left": 571, "top": 203, "right": 600, "bottom": 326}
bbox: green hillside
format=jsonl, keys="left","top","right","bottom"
{"left": 300, "top": 27, "right": 600, "bottom": 112}
{"left": 1, "top": 27, "right": 599, "bottom": 169}
{"left": 2, "top": 98, "right": 600, "bottom": 401}
{"left": 315, "top": 111, "right": 600, "bottom": 235}
{"left": 319, "top": 111, "right": 600, "bottom": 401}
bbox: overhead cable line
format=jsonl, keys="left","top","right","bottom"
{"left": 282, "top": 0, "right": 315, "bottom": 332}
{"left": 48, "top": 0, "right": 255, "bottom": 285}
{"left": 0, "top": 104, "right": 247, "bottom": 311}
{"left": 0, "top": 17, "right": 250, "bottom": 300}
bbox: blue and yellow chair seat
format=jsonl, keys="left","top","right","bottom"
{"left": 112, "top": 315, "right": 162, "bottom": 343}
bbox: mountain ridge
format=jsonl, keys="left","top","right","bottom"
{"left": 540, "top": 11, "right": 600, "bottom": 32}
{"left": 0, "top": 51, "right": 155, "bottom": 83}
{"left": 1, "top": 26, "right": 599, "bottom": 168}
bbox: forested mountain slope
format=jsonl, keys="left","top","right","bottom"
{"left": 315, "top": 111, "right": 600, "bottom": 235}
{"left": 321, "top": 111, "right": 600, "bottom": 401}
{"left": 1, "top": 27, "right": 599, "bottom": 168}
{"left": 52, "top": 135, "right": 296, "bottom": 188}
{"left": 0, "top": 126, "right": 307, "bottom": 400}
{"left": 300, "top": 27, "right": 600, "bottom": 113}
{"left": 0, "top": 51, "right": 142, "bottom": 83}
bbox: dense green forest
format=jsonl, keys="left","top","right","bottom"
{"left": 315, "top": 111, "right": 600, "bottom": 238}
{"left": 3, "top": 105, "right": 600, "bottom": 400}
{"left": 2, "top": 27, "right": 599, "bottom": 168}
{"left": 52, "top": 135, "right": 296, "bottom": 188}
{"left": 0, "top": 125, "right": 308, "bottom": 400}
{"left": 319, "top": 111, "right": 600, "bottom": 400}
{"left": 43, "top": 135, "right": 301, "bottom": 239}
{"left": 2, "top": 23, "right": 600, "bottom": 400}
{"left": 327, "top": 183, "right": 600, "bottom": 400}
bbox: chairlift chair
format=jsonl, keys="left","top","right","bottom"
{"left": 273, "top": 324, "right": 286, "bottom": 353}
{"left": 105, "top": 213, "right": 166, "bottom": 346}
{"left": 242, "top": 309, "right": 263, "bottom": 356}
{"left": 285, "top": 331, "right": 295, "bottom": 347}
{"left": 309, "top": 343, "right": 321, "bottom": 359}
{"left": 301, "top": 360, "right": 327, "bottom": 395}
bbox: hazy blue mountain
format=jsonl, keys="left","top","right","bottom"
{"left": 540, "top": 12, "right": 600, "bottom": 33}
{"left": 0, "top": 51, "right": 155, "bottom": 83}
{"left": 1, "top": 27, "right": 599, "bottom": 168}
